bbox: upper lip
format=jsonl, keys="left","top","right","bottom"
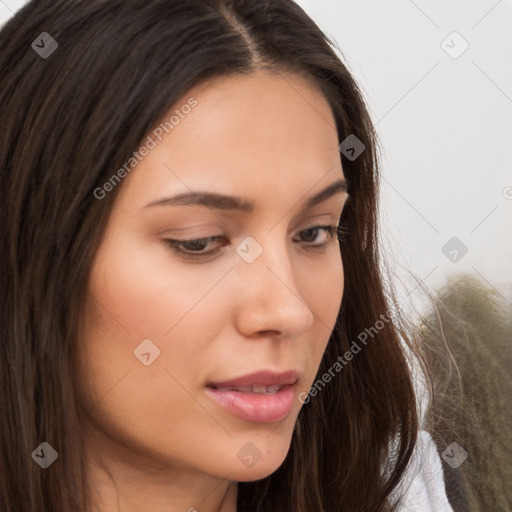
{"left": 208, "top": 370, "right": 300, "bottom": 389}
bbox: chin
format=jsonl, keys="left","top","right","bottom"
{"left": 228, "top": 443, "right": 292, "bottom": 483}
{"left": 231, "top": 460, "right": 286, "bottom": 482}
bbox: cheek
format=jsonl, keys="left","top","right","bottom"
{"left": 86, "top": 231, "right": 233, "bottom": 339}
{"left": 78, "top": 231, "right": 236, "bottom": 409}
{"left": 301, "top": 250, "right": 344, "bottom": 374}
{"left": 305, "top": 247, "right": 344, "bottom": 334}
{"left": 316, "top": 251, "right": 344, "bottom": 322}
{"left": 76, "top": 245, "right": 236, "bottom": 468}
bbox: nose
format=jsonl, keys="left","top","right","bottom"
{"left": 233, "top": 237, "right": 315, "bottom": 339}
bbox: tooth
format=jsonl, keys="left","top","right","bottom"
{"left": 215, "top": 385, "right": 282, "bottom": 393}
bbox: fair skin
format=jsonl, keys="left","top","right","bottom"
{"left": 77, "top": 69, "right": 348, "bottom": 512}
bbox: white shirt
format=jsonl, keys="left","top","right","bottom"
{"left": 391, "top": 429, "right": 454, "bottom": 511}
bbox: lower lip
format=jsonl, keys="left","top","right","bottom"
{"left": 205, "top": 385, "right": 296, "bottom": 423}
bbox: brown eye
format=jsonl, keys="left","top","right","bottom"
{"left": 163, "top": 235, "right": 227, "bottom": 258}
{"left": 294, "top": 225, "right": 345, "bottom": 245}
{"left": 163, "top": 225, "right": 345, "bottom": 261}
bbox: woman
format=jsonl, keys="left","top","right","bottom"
{"left": 0, "top": 0, "right": 454, "bottom": 510}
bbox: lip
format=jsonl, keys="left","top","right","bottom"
{"left": 208, "top": 369, "right": 300, "bottom": 389}
{"left": 206, "top": 370, "right": 300, "bottom": 423}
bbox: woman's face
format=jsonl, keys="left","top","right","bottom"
{"left": 78, "top": 70, "right": 348, "bottom": 483}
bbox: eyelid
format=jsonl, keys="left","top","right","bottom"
{"left": 162, "top": 222, "right": 345, "bottom": 260}
{"left": 156, "top": 223, "right": 221, "bottom": 236}
{"left": 157, "top": 212, "right": 338, "bottom": 238}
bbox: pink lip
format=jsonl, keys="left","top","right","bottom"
{"left": 206, "top": 370, "right": 300, "bottom": 423}
{"left": 208, "top": 369, "right": 300, "bottom": 388}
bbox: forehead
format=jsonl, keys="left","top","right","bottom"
{"left": 116, "top": 70, "right": 343, "bottom": 210}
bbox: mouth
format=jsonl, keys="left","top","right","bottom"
{"left": 207, "top": 369, "right": 300, "bottom": 389}
{"left": 209, "top": 384, "right": 288, "bottom": 394}
{"left": 205, "top": 370, "right": 300, "bottom": 423}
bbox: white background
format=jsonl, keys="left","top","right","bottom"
{"left": 295, "top": 0, "right": 512, "bottom": 316}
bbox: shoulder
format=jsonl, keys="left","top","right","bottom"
{"left": 390, "top": 430, "right": 454, "bottom": 512}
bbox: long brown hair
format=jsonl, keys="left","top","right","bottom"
{"left": 0, "top": 1, "right": 427, "bottom": 510}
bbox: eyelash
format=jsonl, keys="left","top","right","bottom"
{"left": 163, "top": 224, "right": 348, "bottom": 260}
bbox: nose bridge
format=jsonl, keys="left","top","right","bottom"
{"left": 233, "top": 232, "right": 314, "bottom": 336}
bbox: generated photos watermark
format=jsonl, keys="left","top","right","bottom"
{"left": 298, "top": 303, "right": 403, "bottom": 404}
{"left": 93, "top": 97, "right": 198, "bottom": 200}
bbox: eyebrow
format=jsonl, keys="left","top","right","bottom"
{"left": 144, "top": 179, "right": 348, "bottom": 212}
